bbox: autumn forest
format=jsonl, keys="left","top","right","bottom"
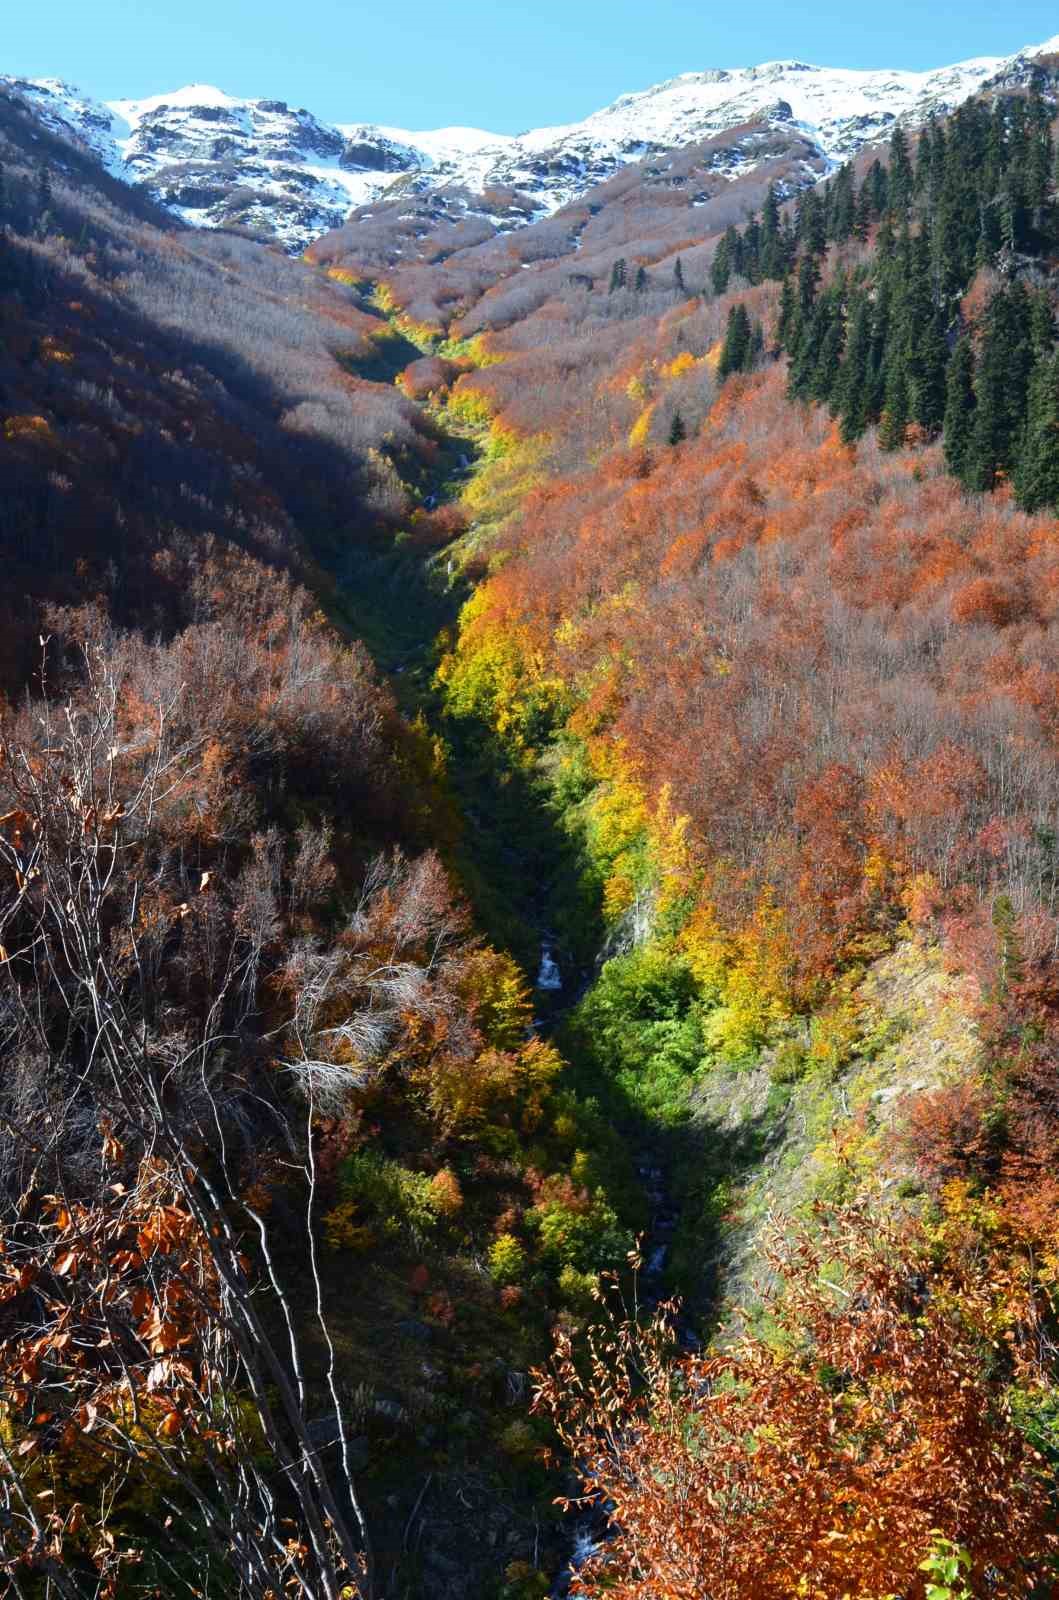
{"left": 2, "top": 40, "right": 1059, "bottom": 1600}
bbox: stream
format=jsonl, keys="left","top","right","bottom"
{"left": 340, "top": 304, "right": 692, "bottom": 1593}
{"left": 532, "top": 939, "right": 697, "bottom": 1595}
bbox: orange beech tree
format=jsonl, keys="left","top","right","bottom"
{"left": 534, "top": 1203, "right": 1059, "bottom": 1600}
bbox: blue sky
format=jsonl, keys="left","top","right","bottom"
{"left": 6, "top": 1, "right": 1059, "bottom": 131}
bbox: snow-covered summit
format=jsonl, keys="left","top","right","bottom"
{"left": 4, "top": 33, "right": 1059, "bottom": 251}
{"left": 514, "top": 50, "right": 1009, "bottom": 168}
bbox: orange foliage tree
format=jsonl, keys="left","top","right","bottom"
{"left": 0, "top": 646, "right": 373, "bottom": 1599}
{"left": 534, "top": 1203, "right": 1058, "bottom": 1600}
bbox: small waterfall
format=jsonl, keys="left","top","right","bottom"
{"left": 550, "top": 1512, "right": 604, "bottom": 1596}
{"left": 646, "top": 1242, "right": 667, "bottom": 1276}
{"left": 536, "top": 941, "right": 563, "bottom": 992}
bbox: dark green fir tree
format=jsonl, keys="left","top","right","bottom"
{"left": 943, "top": 334, "right": 977, "bottom": 484}
{"left": 718, "top": 303, "right": 752, "bottom": 379}
{"left": 710, "top": 227, "right": 737, "bottom": 295}
{"left": 834, "top": 294, "right": 875, "bottom": 443}
{"left": 1014, "top": 350, "right": 1059, "bottom": 511}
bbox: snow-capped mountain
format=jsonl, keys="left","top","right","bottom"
{"left": 5, "top": 34, "right": 1059, "bottom": 251}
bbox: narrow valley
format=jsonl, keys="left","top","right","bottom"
{"left": 2, "top": 29, "right": 1059, "bottom": 1599}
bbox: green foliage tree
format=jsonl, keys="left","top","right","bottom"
{"left": 1014, "top": 348, "right": 1059, "bottom": 511}
{"left": 888, "top": 124, "right": 914, "bottom": 215}
{"left": 761, "top": 183, "right": 789, "bottom": 279}
{"left": 943, "top": 334, "right": 977, "bottom": 483}
{"left": 710, "top": 226, "right": 737, "bottom": 295}
{"left": 788, "top": 281, "right": 844, "bottom": 403}
{"left": 827, "top": 164, "right": 856, "bottom": 242}
{"left": 718, "top": 303, "right": 752, "bottom": 381}
{"left": 833, "top": 293, "right": 875, "bottom": 442}
{"left": 966, "top": 284, "right": 1034, "bottom": 491}
{"left": 991, "top": 892, "right": 1025, "bottom": 1000}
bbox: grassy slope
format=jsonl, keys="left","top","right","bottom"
{"left": 682, "top": 940, "right": 981, "bottom": 1319}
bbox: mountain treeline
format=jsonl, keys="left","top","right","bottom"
{"left": 715, "top": 83, "right": 1059, "bottom": 510}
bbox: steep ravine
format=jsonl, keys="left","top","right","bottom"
{"left": 310, "top": 287, "right": 990, "bottom": 1598}
{"left": 316, "top": 293, "right": 696, "bottom": 1595}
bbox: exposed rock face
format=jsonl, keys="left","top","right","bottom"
{"left": 5, "top": 36, "right": 1059, "bottom": 251}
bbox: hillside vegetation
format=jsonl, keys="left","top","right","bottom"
{"left": 2, "top": 58, "right": 1059, "bottom": 1600}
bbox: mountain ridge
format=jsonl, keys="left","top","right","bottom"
{"left": 6, "top": 33, "right": 1059, "bottom": 250}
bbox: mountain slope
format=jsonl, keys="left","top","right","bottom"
{"left": 5, "top": 32, "right": 1059, "bottom": 249}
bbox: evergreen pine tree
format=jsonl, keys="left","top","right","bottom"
{"left": 668, "top": 410, "right": 687, "bottom": 446}
{"left": 1014, "top": 350, "right": 1059, "bottom": 511}
{"left": 710, "top": 228, "right": 736, "bottom": 295}
{"left": 796, "top": 187, "right": 827, "bottom": 255}
{"left": 875, "top": 210, "right": 896, "bottom": 263}
{"left": 761, "top": 183, "right": 787, "bottom": 278}
{"left": 878, "top": 363, "right": 911, "bottom": 450}
{"left": 967, "top": 284, "right": 1034, "bottom": 491}
{"left": 37, "top": 164, "right": 52, "bottom": 212}
{"left": 788, "top": 292, "right": 828, "bottom": 398}
{"left": 982, "top": 101, "right": 1008, "bottom": 218}
{"left": 779, "top": 214, "right": 796, "bottom": 273}
{"left": 718, "top": 304, "right": 752, "bottom": 379}
{"left": 998, "top": 184, "right": 1017, "bottom": 256}
{"left": 914, "top": 116, "right": 934, "bottom": 198}
{"left": 834, "top": 294, "right": 874, "bottom": 442}
{"left": 1024, "top": 82, "right": 1053, "bottom": 238}
{"left": 1029, "top": 288, "right": 1055, "bottom": 359}
{"left": 933, "top": 105, "right": 983, "bottom": 293}
{"left": 991, "top": 892, "right": 1025, "bottom": 999}
{"left": 902, "top": 233, "right": 946, "bottom": 433}
{"left": 792, "top": 280, "right": 846, "bottom": 405}
{"left": 865, "top": 272, "right": 892, "bottom": 420}
{"left": 943, "top": 334, "right": 977, "bottom": 483}
{"left": 634, "top": 264, "right": 648, "bottom": 292}
{"left": 865, "top": 158, "right": 889, "bottom": 218}
{"left": 910, "top": 312, "right": 950, "bottom": 434}
{"left": 811, "top": 309, "right": 846, "bottom": 405}
{"left": 608, "top": 257, "right": 627, "bottom": 293}
{"left": 923, "top": 117, "right": 947, "bottom": 215}
{"left": 888, "top": 125, "right": 913, "bottom": 214}
{"left": 796, "top": 252, "right": 820, "bottom": 317}
{"left": 827, "top": 165, "right": 856, "bottom": 242}
{"left": 674, "top": 255, "right": 686, "bottom": 293}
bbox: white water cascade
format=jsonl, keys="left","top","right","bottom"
{"left": 536, "top": 942, "right": 563, "bottom": 992}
